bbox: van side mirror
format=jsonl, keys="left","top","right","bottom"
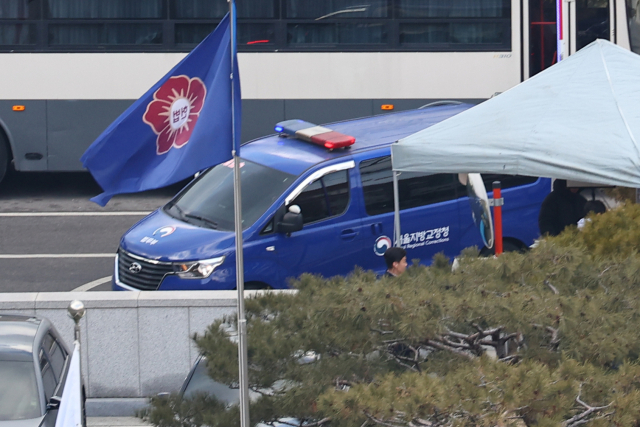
{"left": 47, "top": 396, "right": 62, "bottom": 410}
{"left": 276, "top": 205, "right": 303, "bottom": 234}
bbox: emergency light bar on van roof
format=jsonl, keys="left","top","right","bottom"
{"left": 274, "top": 119, "right": 355, "bottom": 149}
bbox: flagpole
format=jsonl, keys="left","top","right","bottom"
{"left": 229, "top": 1, "right": 251, "bottom": 426}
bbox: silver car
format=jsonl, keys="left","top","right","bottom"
{"left": 0, "top": 314, "right": 85, "bottom": 427}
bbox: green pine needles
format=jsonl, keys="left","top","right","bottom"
{"left": 142, "top": 204, "right": 640, "bottom": 427}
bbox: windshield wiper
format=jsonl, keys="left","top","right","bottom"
{"left": 184, "top": 213, "right": 218, "bottom": 229}
{"left": 170, "top": 203, "right": 187, "bottom": 220}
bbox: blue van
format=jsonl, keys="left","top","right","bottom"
{"left": 113, "top": 104, "right": 550, "bottom": 291}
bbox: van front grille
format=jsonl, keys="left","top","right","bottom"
{"left": 117, "top": 249, "right": 173, "bottom": 291}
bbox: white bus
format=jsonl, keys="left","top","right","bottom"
{"left": 0, "top": 0, "right": 637, "bottom": 184}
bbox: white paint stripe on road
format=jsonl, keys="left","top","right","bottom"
{"left": 0, "top": 212, "right": 150, "bottom": 217}
{"left": 72, "top": 276, "right": 113, "bottom": 292}
{"left": 0, "top": 254, "right": 115, "bottom": 259}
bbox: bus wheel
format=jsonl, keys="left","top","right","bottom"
{"left": 0, "top": 138, "right": 9, "bottom": 185}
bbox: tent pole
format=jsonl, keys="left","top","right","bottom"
{"left": 493, "top": 181, "right": 503, "bottom": 255}
{"left": 393, "top": 170, "right": 401, "bottom": 247}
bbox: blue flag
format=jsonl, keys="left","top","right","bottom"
{"left": 81, "top": 13, "right": 241, "bottom": 206}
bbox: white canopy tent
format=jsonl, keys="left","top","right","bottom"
{"left": 391, "top": 39, "right": 640, "bottom": 188}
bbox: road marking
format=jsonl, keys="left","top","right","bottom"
{"left": 0, "top": 254, "right": 115, "bottom": 259}
{"left": 0, "top": 212, "right": 150, "bottom": 217}
{"left": 72, "top": 276, "right": 113, "bottom": 292}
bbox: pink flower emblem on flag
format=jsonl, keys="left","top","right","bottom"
{"left": 143, "top": 75, "right": 207, "bottom": 155}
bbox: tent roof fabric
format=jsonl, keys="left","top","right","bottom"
{"left": 391, "top": 39, "right": 640, "bottom": 187}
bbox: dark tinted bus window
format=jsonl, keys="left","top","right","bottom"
{"left": 0, "top": 0, "right": 42, "bottom": 18}
{"left": 49, "top": 0, "right": 164, "bottom": 18}
{"left": 288, "top": 23, "right": 388, "bottom": 45}
{"left": 360, "top": 156, "right": 456, "bottom": 215}
{"left": 171, "top": 0, "right": 275, "bottom": 19}
{"left": 398, "top": 0, "right": 508, "bottom": 18}
{"left": 49, "top": 24, "right": 163, "bottom": 45}
{"left": 286, "top": 0, "right": 388, "bottom": 18}
{"left": 292, "top": 170, "right": 349, "bottom": 224}
{"left": 176, "top": 23, "right": 276, "bottom": 46}
{"left": 0, "top": 25, "right": 37, "bottom": 45}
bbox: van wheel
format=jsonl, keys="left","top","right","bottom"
{"left": 0, "top": 137, "right": 9, "bottom": 185}
{"left": 479, "top": 239, "right": 526, "bottom": 256}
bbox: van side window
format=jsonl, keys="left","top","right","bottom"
{"left": 481, "top": 174, "right": 538, "bottom": 190}
{"left": 292, "top": 170, "right": 349, "bottom": 224}
{"left": 455, "top": 174, "right": 539, "bottom": 196}
{"left": 360, "top": 156, "right": 456, "bottom": 215}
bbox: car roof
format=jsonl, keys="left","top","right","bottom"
{"left": 0, "top": 314, "right": 43, "bottom": 361}
{"left": 241, "top": 103, "right": 473, "bottom": 176}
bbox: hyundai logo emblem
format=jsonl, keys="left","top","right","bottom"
{"left": 129, "top": 262, "right": 142, "bottom": 274}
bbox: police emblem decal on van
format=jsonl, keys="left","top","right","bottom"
{"left": 374, "top": 236, "right": 392, "bottom": 256}
{"left": 153, "top": 226, "right": 176, "bottom": 238}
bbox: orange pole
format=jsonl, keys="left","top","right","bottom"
{"left": 493, "top": 181, "right": 503, "bottom": 255}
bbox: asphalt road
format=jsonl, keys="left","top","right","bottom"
{"left": 0, "top": 170, "right": 187, "bottom": 292}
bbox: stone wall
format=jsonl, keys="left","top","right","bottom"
{"left": 0, "top": 291, "right": 287, "bottom": 398}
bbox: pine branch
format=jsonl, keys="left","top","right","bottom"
{"left": 562, "top": 385, "right": 613, "bottom": 427}
{"left": 299, "top": 417, "right": 332, "bottom": 427}
{"left": 371, "top": 327, "right": 396, "bottom": 335}
{"left": 364, "top": 412, "right": 406, "bottom": 427}
{"left": 545, "top": 280, "right": 559, "bottom": 294}
{"left": 531, "top": 324, "right": 560, "bottom": 350}
{"left": 426, "top": 339, "right": 475, "bottom": 360}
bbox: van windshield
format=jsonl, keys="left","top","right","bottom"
{"left": 166, "top": 159, "right": 296, "bottom": 231}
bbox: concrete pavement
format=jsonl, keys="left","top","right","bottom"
{"left": 88, "top": 418, "right": 149, "bottom": 427}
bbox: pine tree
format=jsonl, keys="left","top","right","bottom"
{"left": 142, "top": 204, "right": 640, "bottom": 426}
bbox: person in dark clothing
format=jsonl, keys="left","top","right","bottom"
{"left": 383, "top": 247, "right": 407, "bottom": 277}
{"left": 583, "top": 200, "right": 606, "bottom": 215}
{"left": 538, "top": 179, "right": 587, "bottom": 236}
{"left": 577, "top": 200, "right": 607, "bottom": 230}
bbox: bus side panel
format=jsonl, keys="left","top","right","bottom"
{"left": 0, "top": 100, "right": 47, "bottom": 172}
{"left": 47, "top": 99, "right": 134, "bottom": 171}
{"left": 284, "top": 99, "right": 373, "bottom": 128}
{"left": 241, "top": 100, "right": 285, "bottom": 143}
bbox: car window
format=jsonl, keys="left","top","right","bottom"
{"left": 183, "top": 358, "right": 240, "bottom": 403}
{"left": 183, "top": 357, "right": 260, "bottom": 404}
{"left": 360, "top": 156, "right": 456, "bottom": 215}
{"left": 291, "top": 170, "right": 349, "bottom": 224}
{"left": 39, "top": 348, "right": 57, "bottom": 401}
{"left": 0, "top": 360, "right": 41, "bottom": 420}
{"left": 46, "top": 334, "right": 67, "bottom": 382}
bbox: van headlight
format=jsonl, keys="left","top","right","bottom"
{"left": 173, "top": 256, "right": 225, "bottom": 279}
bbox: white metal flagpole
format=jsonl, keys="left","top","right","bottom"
{"left": 229, "top": 0, "right": 251, "bottom": 426}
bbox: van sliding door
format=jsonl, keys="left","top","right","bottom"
{"left": 357, "top": 155, "right": 461, "bottom": 274}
